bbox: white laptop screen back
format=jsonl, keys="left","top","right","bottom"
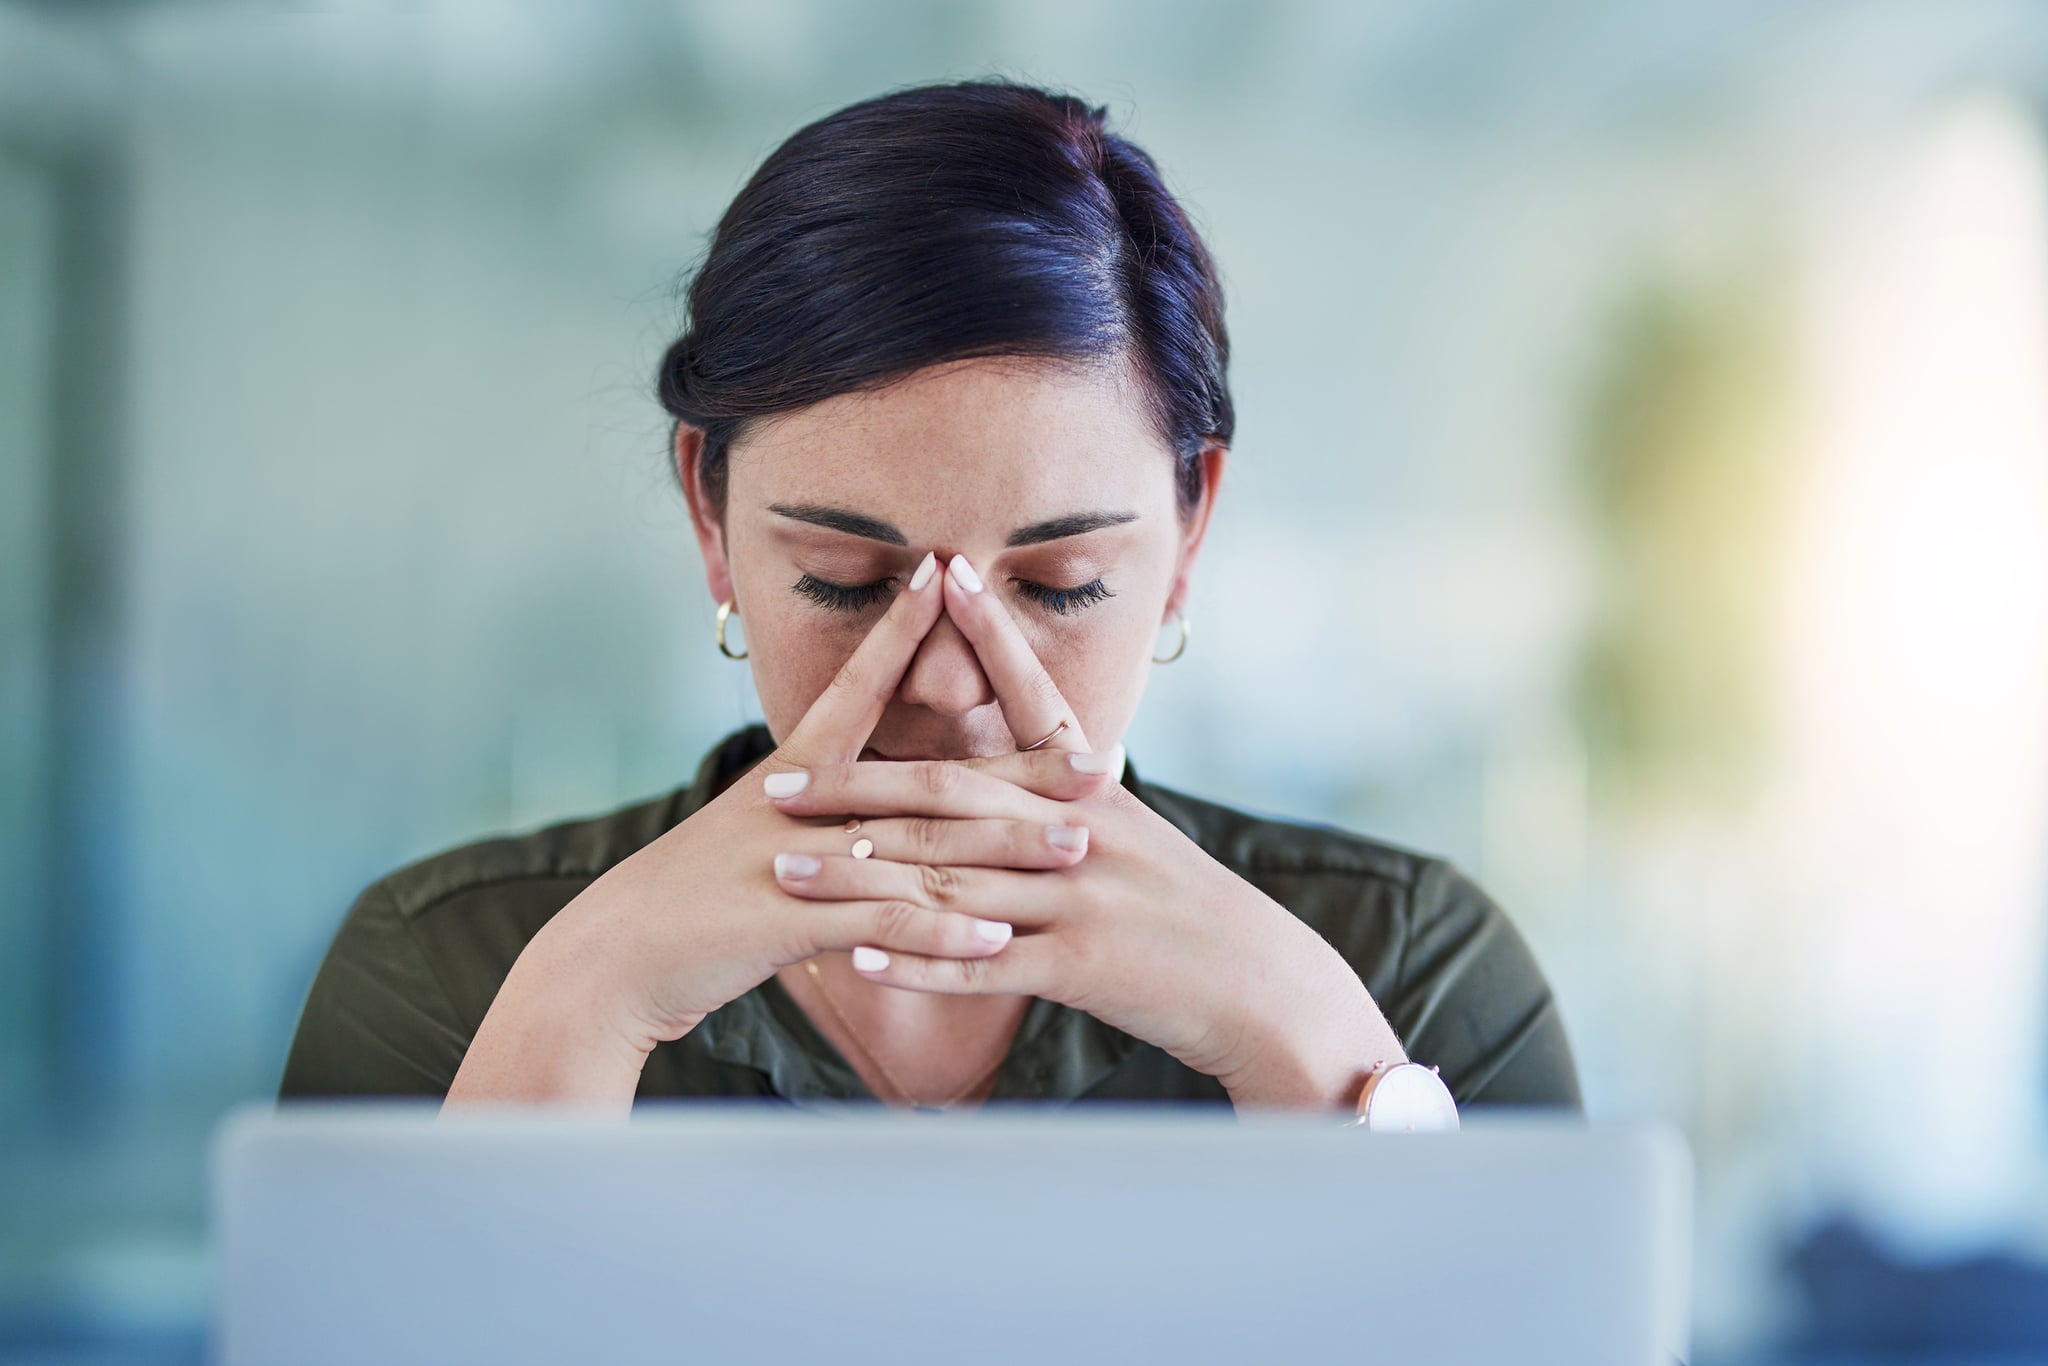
{"left": 213, "top": 1103, "right": 1690, "bottom": 1366}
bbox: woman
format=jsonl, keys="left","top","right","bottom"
{"left": 280, "top": 79, "right": 1580, "bottom": 1118}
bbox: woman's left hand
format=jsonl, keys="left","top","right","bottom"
{"left": 762, "top": 557, "right": 1410, "bottom": 1110}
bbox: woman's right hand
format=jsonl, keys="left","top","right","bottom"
{"left": 443, "top": 550, "right": 1107, "bottom": 1110}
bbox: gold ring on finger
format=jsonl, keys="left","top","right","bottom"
{"left": 1020, "top": 717, "right": 1071, "bottom": 751}
{"left": 843, "top": 818, "right": 862, "bottom": 834}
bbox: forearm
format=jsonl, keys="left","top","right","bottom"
{"left": 1219, "top": 933, "right": 1408, "bottom": 1112}
{"left": 442, "top": 912, "right": 657, "bottom": 1113}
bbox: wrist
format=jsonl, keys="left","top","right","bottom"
{"left": 1220, "top": 938, "right": 1408, "bottom": 1111}
{"left": 443, "top": 908, "right": 658, "bottom": 1113}
{"left": 540, "top": 891, "right": 695, "bottom": 1052}
{"left": 1212, "top": 929, "right": 1409, "bottom": 1114}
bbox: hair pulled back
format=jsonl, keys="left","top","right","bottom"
{"left": 656, "top": 79, "right": 1233, "bottom": 520}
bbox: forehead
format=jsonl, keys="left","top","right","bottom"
{"left": 727, "top": 356, "right": 1173, "bottom": 519}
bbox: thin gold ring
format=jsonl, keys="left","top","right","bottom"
{"left": 1020, "top": 718, "right": 1070, "bottom": 751}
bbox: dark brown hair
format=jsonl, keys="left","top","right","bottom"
{"left": 656, "top": 78, "right": 1233, "bottom": 521}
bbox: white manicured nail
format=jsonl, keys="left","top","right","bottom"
{"left": 763, "top": 770, "right": 809, "bottom": 798}
{"left": 1044, "top": 824, "right": 1089, "bottom": 852}
{"left": 774, "top": 852, "right": 819, "bottom": 879}
{"left": 1069, "top": 745, "right": 1124, "bottom": 775}
{"left": 974, "top": 918, "right": 1014, "bottom": 944}
{"left": 948, "top": 555, "right": 983, "bottom": 593}
{"left": 909, "top": 550, "right": 937, "bottom": 591}
{"left": 851, "top": 946, "right": 890, "bottom": 971}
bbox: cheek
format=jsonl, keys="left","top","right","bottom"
{"left": 1015, "top": 600, "right": 1155, "bottom": 711}
{"left": 734, "top": 589, "right": 860, "bottom": 715}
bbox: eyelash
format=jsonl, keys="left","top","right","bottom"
{"left": 1016, "top": 577, "right": 1116, "bottom": 615}
{"left": 791, "top": 573, "right": 1116, "bottom": 617}
{"left": 792, "top": 574, "right": 894, "bottom": 614}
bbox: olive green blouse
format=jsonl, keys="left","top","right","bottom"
{"left": 279, "top": 723, "right": 1582, "bottom": 1112}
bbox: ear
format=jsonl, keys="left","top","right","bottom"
{"left": 676, "top": 424, "right": 737, "bottom": 606}
{"left": 1163, "top": 442, "right": 1226, "bottom": 620}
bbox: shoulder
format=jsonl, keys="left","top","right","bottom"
{"left": 371, "top": 785, "right": 694, "bottom": 924}
{"left": 281, "top": 785, "right": 701, "bottom": 1102}
{"left": 1127, "top": 772, "right": 1582, "bottom": 1110}
{"left": 350, "top": 786, "right": 694, "bottom": 1026}
{"left": 1127, "top": 771, "right": 1488, "bottom": 987}
{"left": 1128, "top": 773, "right": 1447, "bottom": 929}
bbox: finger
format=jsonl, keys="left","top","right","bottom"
{"left": 849, "top": 932, "right": 1057, "bottom": 997}
{"left": 773, "top": 854, "right": 1073, "bottom": 927}
{"left": 950, "top": 745, "right": 1127, "bottom": 798}
{"left": 801, "top": 899, "right": 1017, "bottom": 960}
{"left": 776, "top": 815, "right": 1090, "bottom": 874}
{"left": 765, "top": 752, "right": 1115, "bottom": 820}
{"left": 775, "top": 550, "right": 944, "bottom": 767}
{"left": 942, "top": 554, "right": 1093, "bottom": 753}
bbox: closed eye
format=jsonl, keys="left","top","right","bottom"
{"left": 790, "top": 573, "right": 1115, "bottom": 617}
{"left": 792, "top": 573, "right": 895, "bottom": 613}
{"left": 1013, "top": 577, "right": 1115, "bottom": 615}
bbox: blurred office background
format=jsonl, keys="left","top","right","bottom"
{"left": 4, "top": 1, "right": 2048, "bottom": 1361}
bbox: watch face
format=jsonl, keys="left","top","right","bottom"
{"left": 1366, "top": 1064, "right": 1461, "bottom": 1133}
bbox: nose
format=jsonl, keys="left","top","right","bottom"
{"left": 895, "top": 611, "right": 996, "bottom": 717}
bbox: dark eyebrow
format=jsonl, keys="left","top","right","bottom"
{"left": 767, "top": 503, "right": 1139, "bottom": 548}
{"left": 1006, "top": 510, "right": 1140, "bottom": 547}
{"left": 767, "top": 503, "right": 907, "bottom": 545}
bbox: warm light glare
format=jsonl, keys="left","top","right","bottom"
{"left": 1778, "top": 94, "right": 2048, "bottom": 1246}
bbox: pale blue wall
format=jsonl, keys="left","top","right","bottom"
{"left": 5, "top": 3, "right": 2048, "bottom": 1362}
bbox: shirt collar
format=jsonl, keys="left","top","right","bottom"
{"left": 684, "top": 724, "right": 1150, "bottom": 1108}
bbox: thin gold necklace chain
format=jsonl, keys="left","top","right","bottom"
{"left": 802, "top": 957, "right": 1008, "bottom": 1111}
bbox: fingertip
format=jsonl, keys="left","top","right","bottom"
{"left": 910, "top": 568, "right": 948, "bottom": 633}
{"left": 1043, "top": 823, "right": 1089, "bottom": 855}
{"left": 764, "top": 770, "right": 811, "bottom": 799}
{"left": 773, "top": 851, "right": 820, "bottom": 880}
{"left": 1067, "top": 769, "right": 1117, "bottom": 799}
{"left": 939, "top": 558, "right": 972, "bottom": 609}
{"left": 1066, "top": 744, "right": 1125, "bottom": 778}
{"left": 946, "top": 554, "right": 984, "bottom": 594}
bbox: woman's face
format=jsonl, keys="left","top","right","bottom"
{"left": 679, "top": 355, "right": 1223, "bottom": 761}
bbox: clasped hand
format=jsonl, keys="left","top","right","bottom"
{"left": 749, "top": 550, "right": 1401, "bottom": 1106}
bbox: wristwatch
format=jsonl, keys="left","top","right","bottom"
{"left": 1345, "top": 1060, "right": 1460, "bottom": 1133}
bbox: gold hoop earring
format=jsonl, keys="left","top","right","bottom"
{"left": 1153, "top": 610, "right": 1190, "bottom": 664}
{"left": 715, "top": 598, "right": 748, "bottom": 660}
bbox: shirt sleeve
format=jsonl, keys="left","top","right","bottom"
{"left": 278, "top": 879, "right": 473, "bottom": 1099}
{"left": 1383, "top": 858, "right": 1584, "bottom": 1112}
